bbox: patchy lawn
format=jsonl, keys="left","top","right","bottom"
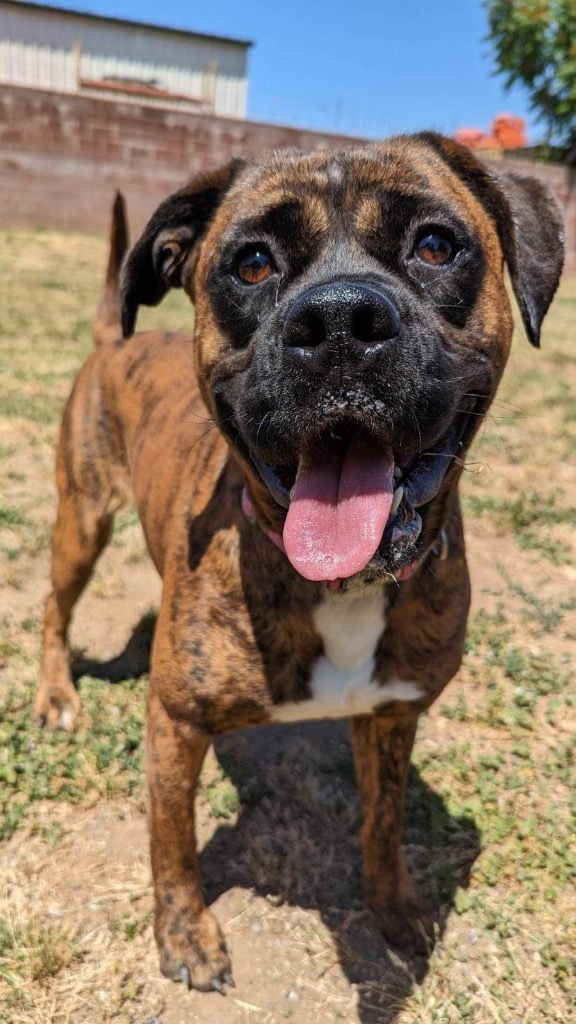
{"left": 0, "top": 226, "right": 574, "bottom": 1024}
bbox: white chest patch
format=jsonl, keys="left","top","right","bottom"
{"left": 271, "top": 586, "right": 423, "bottom": 723}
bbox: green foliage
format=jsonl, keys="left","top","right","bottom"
{"left": 484, "top": 0, "right": 576, "bottom": 156}
{"left": 462, "top": 488, "right": 575, "bottom": 565}
{"left": 0, "top": 679, "right": 145, "bottom": 841}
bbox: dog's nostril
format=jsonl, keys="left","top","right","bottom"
{"left": 352, "top": 307, "right": 379, "bottom": 344}
{"left": 303, "top": 310, "right": 326, "bottom": 347}
{"left": 352, "top": 303, "right": 400, "bottom": 344}
{"left": 287, "top": 309, "right": 326, "bottom": 348}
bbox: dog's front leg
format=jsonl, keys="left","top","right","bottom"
{"left": 147, "top": 688, "right": 232, "bottom": 992}
{"left": 351, "top": 713, "right": 434, "bottom": 955}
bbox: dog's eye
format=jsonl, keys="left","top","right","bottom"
{"left": 236, "top": 249, "right": 275, "bottom": 285}
{"left": 414, "top": 234, "right": 454, "bottom": 266}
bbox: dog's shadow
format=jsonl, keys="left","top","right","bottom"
{"left": 72, "top": 612, "right": 156, "bottom": 683}
{"left": 205, "top": 724, "right": 480, "bottom": 1022}
{"left": 74, "top": 617, "right": 480, "bottom": 1024}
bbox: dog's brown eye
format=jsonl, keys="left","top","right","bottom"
{"left": 415, "top": 234, "right": 454, "bottom": 266}
{"left": 236, "top": 249, "right": 274, "bottom": 284}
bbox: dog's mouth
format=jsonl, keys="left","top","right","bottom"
{"left": 249, "top": 396, "right": 484, "bottom": 583}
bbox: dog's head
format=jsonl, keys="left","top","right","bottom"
{"left": 121, "top": 134, "right": 564, "bottom": 585}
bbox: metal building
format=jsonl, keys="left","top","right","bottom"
{"left": 0, "top": 0, "right": 251, "bottom": 117}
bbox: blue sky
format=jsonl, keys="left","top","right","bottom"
{"left": 44, "top": 0, "right": 535, "bottom": 140}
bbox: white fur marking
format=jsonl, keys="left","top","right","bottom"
{"left": 271, "top": 587, "right": 423, "bottom": 723}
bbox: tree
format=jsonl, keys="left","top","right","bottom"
{"left": 484, "top": 0, "right": 576, "bottom": 160}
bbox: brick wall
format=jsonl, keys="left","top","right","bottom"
{"left": 0, "top": 85, "right": 366, "bottom": 235}
{"left": 1, "top": 84, "right": 574, "bottom": 272}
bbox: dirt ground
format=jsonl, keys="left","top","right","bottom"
{"left": 0, "top": 228, "right": 574, "bottom": 1024}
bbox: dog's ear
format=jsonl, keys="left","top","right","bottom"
{"left": 120, "top": 159, "right": 245, "bottom": 337}
{"left": 416, "top": 133, "right": 564, "bottom": 347}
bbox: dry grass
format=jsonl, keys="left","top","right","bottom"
{"left": 0, "top": 226, "right": 574, "bottom": 1024}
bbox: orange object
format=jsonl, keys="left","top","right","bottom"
{"left": 492, "top": 115, "right": 527, "bottom": 148}
{"left": 455, "top": 115, "right": 527, "bottom": 150}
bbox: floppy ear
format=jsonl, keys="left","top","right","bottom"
{"left": 416, "top": 133, "right": 565, "bottom": 347}
{"left": 120, "top": 158, "right": 245, "bottom": 337}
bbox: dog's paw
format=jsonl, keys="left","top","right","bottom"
{"left": 34, "top": 684, "right": 79, "bottom": 731}
{"left": 157, "top": 907, "right": 233, "bottom": 994}
{"left": 372, "top": 894, "right": 436, "bottom": 956}
{"left": 35, "top": 646, "right": 80, "bottom": 731}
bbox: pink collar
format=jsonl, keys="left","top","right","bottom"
{"left": 241, "top": 485, "right": 447, "bottom": 588}
{"left": 241, "top": 486, "right": 286, "bottom": 555}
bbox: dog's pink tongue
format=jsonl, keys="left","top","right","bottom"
{"left": 283, "top": 438, "right": 395, "bottom": 581}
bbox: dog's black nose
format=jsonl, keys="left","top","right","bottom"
{"left": 283, "top": 282, "right": 401, "bottom": 355}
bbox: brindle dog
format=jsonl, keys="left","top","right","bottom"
{"left": 36, "top": 135, "right": 564, "bottom": 993}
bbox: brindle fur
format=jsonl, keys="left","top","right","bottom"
{"left": 37, "top": 135, "right": 563, "bottom": 989}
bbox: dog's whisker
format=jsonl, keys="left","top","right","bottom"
{"left": 176, "top": 412, "right": 216, "bottom": 424}
{"left": 256, "top": 410, "right": 274, "bottom": 445}
{"left": 409, "top": 408, "right": 423, "bottom": 452}
{"left": 463, "top": 391, "right": 525, "bottom": 414}
{"left": 181, "top": 424, "right": 220, "bottom": 453}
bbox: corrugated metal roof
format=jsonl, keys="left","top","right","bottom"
{"left": 1, "top": 0, "right": 253, "bottom": 49}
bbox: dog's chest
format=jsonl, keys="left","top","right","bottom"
{"left": 271, "top": 587, "right": 422, "bottom": 723}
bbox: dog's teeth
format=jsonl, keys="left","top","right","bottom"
{"left": 393, "top": 466, "right": 402, "bottom": 481}
{"left": 391, "top": 485, "right": 404, "bottom": 515}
